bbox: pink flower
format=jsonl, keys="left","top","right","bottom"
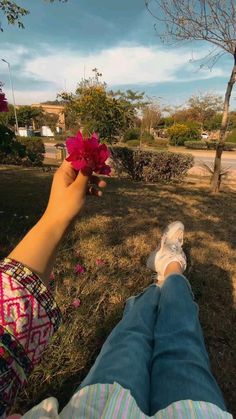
{"left": 0, "top": 90, "right": 8, "bottom": 112}
{"left": 96, "top": 259, "right": 106, "bottom": 266}
{"left": 72, "top": 298, "right": 81, "bottom": 308}
{"left": 75, "top": 263, "right": 85, "bottom": 275}
{"left": 66, "top": 131, "right": 111, "bottom": 176}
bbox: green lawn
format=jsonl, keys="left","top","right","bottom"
{"left": 0, "top": 166, "right": 235, "bottom": 416}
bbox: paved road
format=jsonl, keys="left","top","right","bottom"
{"left": 194, "top": 156, "right": 236, "bottom": 170}
{"left": 44, "top": 143, "right": 236, "bottom": 170}
{"left": 45, "top": 144, "right": 57, "bottom": 159}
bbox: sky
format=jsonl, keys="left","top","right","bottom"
{"left": 0, "top": 0, "right": 234, "bottom": 106}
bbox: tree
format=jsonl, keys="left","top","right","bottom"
{"left": 141, "top": 102, "right": 162, "bottom": 134}
{"left": 0, "top": 0, "right": 67, "bottom": 31}
{"left": 36, "top": 112, "right": 59, "bottom": 133}
{"left": 187, "top": 93, "right": 223, "bottom": 129}
{"left": 60, "top": 69, "right": 145, "bottom": 143}
{"left": 16, "top": 106, "right": 44, "bottom": 128}
{"left": 0, "top": 103, "right": 15, "bottom": 126}
{"left": 146, "top": 0, "right": 236, "bottom": 192}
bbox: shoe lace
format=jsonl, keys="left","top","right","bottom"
{"left": 169, "top": 242, "right": 181, "bottom": 255}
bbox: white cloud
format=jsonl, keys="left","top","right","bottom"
{"left": 4, "top": 89, "right": 57, "bottom": 105}
{"left": 1, "top": 43, "right": 228, "bottom": 104}
{"left": 0, "top": 44, "right": 28, "bottom": 66}
{"left": 23, "top": 44, "right": 226, "bottom": 89}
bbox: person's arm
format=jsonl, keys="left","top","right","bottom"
{"left": 0, "top": 161, "right": 106, "bottom": 416}
{"left": 8, "top": 161, "right": 106, "bottom": 286}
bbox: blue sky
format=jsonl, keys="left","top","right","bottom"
{"left": 0, "top": 0, "right": 234, "bottom": 106}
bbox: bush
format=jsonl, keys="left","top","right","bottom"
{"left": 111, "top": 147, "right": 193, "bottom": 182}
{"left": 184, "top": 141, "right": 207, "bottom": 150}
{"left": 226, "top": 128, "right": 236, "bottom": 143}
{"left": 224, "top": 142, "right": 236, "bottom": 150}
{"left": 152, "top": 139, "right": 169, "bottom": 149}
{"left": 0, "top": 124, "right": 15, "bottom": 153}
{"left": 167, "top": 123, "right": 201, "bottom": 146}
{"left": 16, "top": 137, "right": 45, "bottom": 166}
{"left": 126, "top": 139, "right": 140, "bottom": 148}
{"left": 0, "top": 125, "right": 27, "bottom": 164}
{"left": 206, "top": 141, "right": 236, "bottom": 151}
{"left": 141, "top": 131, "right": 155, "bottom": 146}
{"left": 123, "top": 128, "right": 140, "bottom": 142}
{"left": 185, "top": 140, "right": 236, "bottom": 151}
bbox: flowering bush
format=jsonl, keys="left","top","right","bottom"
{"left": 66, "top": 131, "right": 111, "bottom": 175}
{"left": 0, "top": 85, "right": 8, "bottom": 112}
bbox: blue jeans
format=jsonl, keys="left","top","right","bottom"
{"left": 80, "top": 275, "right": 226, "bottom": 416}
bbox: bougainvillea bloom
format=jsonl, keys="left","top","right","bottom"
{"left": 75, "top": 263, "right": 85, "bottom": 275}
{"left": 0, "top": 91, "right": 8, "bottom": 112}
{"left": 72, "top": 299, "right": 81, "bottom": 308}
{"left": 66, "top": 131, "right": 111, "bottom": 175}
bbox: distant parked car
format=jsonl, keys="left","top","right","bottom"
{"left": 201, "top": 132, "right": 209, "bottom": 140}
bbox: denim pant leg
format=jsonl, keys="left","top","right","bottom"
{"left": 79, "top": 284, "right": 161, "bottom": 415}
{"left": 150, "top": 274, "right": 226, "bottom": 415}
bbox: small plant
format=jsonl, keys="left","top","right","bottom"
{"left": 123, "top": 128, "right": 141, "bottom": 142}
{"left": 140, "top": 131, "right": 155, "bottom": 146}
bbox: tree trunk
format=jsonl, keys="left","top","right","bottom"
{"left": 211, "top": 56, "right": 236, "bottom": 193}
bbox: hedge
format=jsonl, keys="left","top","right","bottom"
{"left": 185, "top": 141, "right": 236, "bottom": 151}
{"left": 126, "top": 139, "right": 140, "bottom": 147}
{"left": 0, "top": 128, "right": 45, "bottom": 166}
{"left": 226, "top": 128, "right": 236, "bottom": 143}
{"left": 111, "top": 147, "right": 193, "bottom": 182}
{"left": 184, "top": 141, "right": 207, "bottom": 150}
{"left": 16, "top": 137, "right": 45, "bottom": 166}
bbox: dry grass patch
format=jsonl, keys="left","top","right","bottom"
{"left": 0, "top": 167, "right": 235, "bottom": 416}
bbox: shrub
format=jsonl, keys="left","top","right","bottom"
{"left": 16, "top": 137, "right": 45, "bottom": 166}
{"left": 226, "top": 128, "right": 236, "bottom": 143}
{"left": 126, "top": 139, "right": 140, "bottom": 148}
{"left": 184, "top": 141, "right": 207, "bottom": 150}
{"left": 184, "top": 141, "right": 236, "bottom": 151}
{"left": 152, "top": 139, "right": 169, "bottom": 149}
{"left": 140, "top": 131, "right": 155, "bottom": 146}
{"left": 206, "top": 141, "right": 236, "bottom": 151}
{"left": 123, "top": 128, "right": 140, "bottom": 142}
{"left": 0, "top": 125, "right": 27, "bottom": 164}
{"left": 0, "top": 124, "right": 15, "bottom": 153}
{"left": 111, "top": 147, "right": 193, "bottom": 182}
{"left": 224, "top": 142, "right": 236, "bottom": 150}
{"left": 167, "top": 123, "right": 201, "bottom": 146}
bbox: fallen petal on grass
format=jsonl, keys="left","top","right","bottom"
{"left": 49, "top": 272, "right": 55, "bottom": 281}
{"left": 95, "top": 259, "right": 106, "bottom": 266}
{"left": 75, "top": 264, "right": 85, "bottom": 274}
{"left": 72, "top": 298, "right": 81, "bottom": 308}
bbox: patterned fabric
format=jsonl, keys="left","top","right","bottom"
{"left": 21, "top": 382, "right": 233, "bottom": 418}
{"left": 0, "top": 258, "right": 62, "bottom": 417}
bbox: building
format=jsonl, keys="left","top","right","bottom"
{"left": 31, "top": 103, "right": 66, "bottom": 131}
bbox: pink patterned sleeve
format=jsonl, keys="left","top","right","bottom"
{"left": 0, "top": 258, "right": 62, "bottom": 417}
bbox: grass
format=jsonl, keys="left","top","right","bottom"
{"left": 0, "top": 166, "right": 235, "bottom": 416}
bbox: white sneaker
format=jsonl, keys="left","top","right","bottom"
{"left": 147, "top": 221, "right": 187, "bottom": 283}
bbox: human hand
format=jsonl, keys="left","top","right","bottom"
{"left": 43, "top": 160, "right": 107, "bottom": 227}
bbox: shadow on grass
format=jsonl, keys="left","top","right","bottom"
{"left": 0, "top": 169, "right": 235, "bottom": 415}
